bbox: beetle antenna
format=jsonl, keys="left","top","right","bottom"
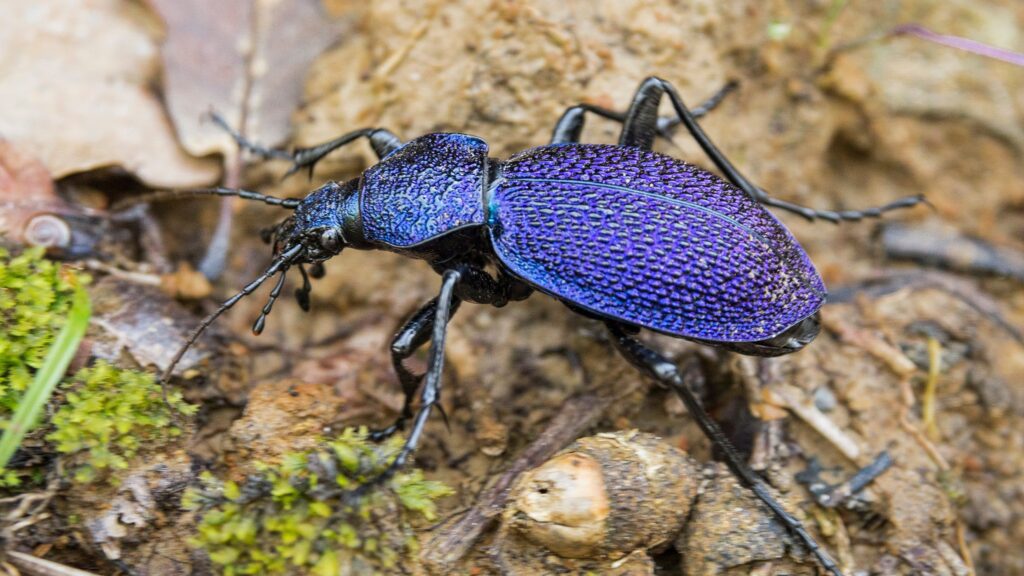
{"left": 159, "top": 244, "right": 304, "bottom": 390}
{"left": 252, "top": 268, "right": 289, "bottom": 335}
{"left": 112, "top": 187, "right": 301, "bottom": 211}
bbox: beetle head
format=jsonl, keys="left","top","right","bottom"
{"left": 270, "top": 180, "right": 357, "bottom": 264}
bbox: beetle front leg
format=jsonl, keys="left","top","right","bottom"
{"left": 549, "top": 82, "right": 736, "bottom": 145}
{"left": 210, "top": 113, "right": 403, "bottom": 177}
{"left": 369, "top": 294, "right": 463, "bottom": 442}
{"left": 359, "top": 269, "right": 462, "bottom": 491}
{"left": 605, "top": 322, "right": 845, "bottom": 576}
{"left": 371, "top": 261, "right": 529, "bottom": 441}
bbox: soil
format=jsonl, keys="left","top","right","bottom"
{"left": 7, "top": 1, "right": 1024, "bottom": 575}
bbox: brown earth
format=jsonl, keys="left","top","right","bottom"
{"left": 6, "top": 1, "right": 1024, "bottom": 575}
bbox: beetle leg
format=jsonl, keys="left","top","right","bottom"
{"left": 210, "top": 112, "right": 403, "bottom": 177}
{"left": 549, "top": 82, "right": 736, "bottom": 145}
{"left": 361, "top": 269, "right": 462, "bottom": 490}
{"left": 367, "top": 260, "right": 528, "bottom": 443}
{"left": 369, "top": 294, "right": 463, "bottom": 442}
{"left": 627, "top": 77, "right": 926, "bottom": 222}
{"left": 606, "top": 322, "right": 845, "bottom": 576}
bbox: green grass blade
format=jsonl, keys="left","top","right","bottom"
{"left": 0, "top": 285, "right": 91, "bottom": 470}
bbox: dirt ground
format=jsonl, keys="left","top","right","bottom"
{"left": 3, "top": 1, "right": 1024, "bottom": 575}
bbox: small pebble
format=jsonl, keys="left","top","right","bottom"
{"left": 813, "top": 386, "right": 837, "bottom": 412}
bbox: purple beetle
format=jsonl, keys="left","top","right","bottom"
{"left": 140, "top": 77, "right": 923, "bottom": 575}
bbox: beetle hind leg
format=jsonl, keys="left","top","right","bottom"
{"left": 549, "top": 81, "right": 736, "bottom": 146}
{"left": 624, "top": 76, "right": 926, "bottom": 222}
{"left": 606, "top": 322, "right": 846, "bottom": 576}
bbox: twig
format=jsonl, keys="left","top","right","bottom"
{"left": 899, "top": 376, "right": 950, "bottom": 471}
{"left": 922, "top": 337, "right": 942, "bottom": 440}
{"left": 956, "top": 519, "right": 976, "bottom": 576}
{"left": 828, "top": 270, "right": 1024, "bottom": 345}
{"left": 820, "top": 310, "right": 917, "bottom": 377}
{"left": 5, "top": 551, "right": 99, "bottom": 576}
{"left": 79, "top": 260, "right": 161, "bottom": 286}
{"left": 880, "top": 222, "right": 1024, "bottom": 283}
{"left": 766, "top": 384, "right": 862, "bottom": 461}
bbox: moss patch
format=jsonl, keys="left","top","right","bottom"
{"left": 0, "top": 247, "right": 80, "bottom": 413}
{"left": 183, "top": 428, "right": 452, "bottom": 575}
{"left": 47, "top": 361, "right": 197, "bottom": 483}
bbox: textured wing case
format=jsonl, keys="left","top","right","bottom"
{"left": 489, "top": 144, "right": 826, "bottom": 342}
{"left": 360, "top": 133, "right": 488, "bottom": 248}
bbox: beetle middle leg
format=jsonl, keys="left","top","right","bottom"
{"left": 605, "top": 322, "right": 845, "bottom": 576}
{"left": 549, "top": 81, "right": 736, "bottom": 145}
{"left": 619, "top": 77, "right": 926, "bottom": 222}
{"left": 210, "top": 113, "right": 403, "bottom": 177}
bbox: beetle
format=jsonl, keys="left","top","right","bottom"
{"left": 136, "top": 77, "right": 924, "bottom": 575}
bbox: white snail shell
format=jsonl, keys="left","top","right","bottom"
{"left": 24, "top": 214, "right": 71, "bottom": 248}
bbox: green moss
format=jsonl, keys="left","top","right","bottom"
{"left": 0, "top": 247, "right": 80, "bottom": 413}
{"left": 0, "top": 248, "right": 196, "bottom": 489}
{"left": 184, "top": 428, "right": 453, "bottom": 576}
{"left": 46, "top": 361, "right": 197, "bottom": 483}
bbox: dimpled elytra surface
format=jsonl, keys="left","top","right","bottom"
{"left": 489, "top": 144, "right": 826, "bottom": 342}
{"left": 360, "top": 133, "right": 488, "bottom": 248}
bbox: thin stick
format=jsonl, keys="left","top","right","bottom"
{"left": 421, "top": 392, "right": 625, "bottom": 572}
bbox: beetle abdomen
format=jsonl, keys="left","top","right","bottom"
{"left": 488, "top": 144, "right": 826, "bottom": 343}
{"left": 360, "top": 133, "right": 488, "bottom": 248}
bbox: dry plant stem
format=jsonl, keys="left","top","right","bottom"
{"left": 81, "top": 260, "right": 161, "bottom": 286}
{"left": 768, "top": 384, "right": 862, "bottom": 461}
{"left": 898, "top": 376, "right": 950, "bottom": 471}
{"left": 956, "top": 520, "right": 976, "bottom": 576}
{"left": 922, "top": 337, "right": 942, "bottom": 440}
{"left": 742, "top": 357, "right": 864, "bottom": 465}
{"left": 830, "top": 510, "right": 855, "bottom": 574}
{"left": 1, "top": 472, "right": 64, "bottom": 574}
{"left": 819, "top": 310, "right": 916, "bottom": 377}
{"left": 834, "top": 271, "right": 1024, "bottom": 344}
{"left": 372, "top": 8, "right": 436, "bottom": 81}
{"left": 421, "top": 390, "right": 630, "bottom": 570}
{"left": 6, "top": 551, "right": 99, "bottom": 576}
{"left": 822, "top": 307, "right": 956, "bottom": 467}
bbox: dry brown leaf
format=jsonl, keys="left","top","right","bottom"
{"left": 148, "top": 0, "right": 347, "bottom": 157}
{"left": 0, "top": 140, "right": 58, "bottom": 205}
{"left": 0, "top": 0, "right": 219, "bottom": 187}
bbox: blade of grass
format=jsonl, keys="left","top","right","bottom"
{"left": 0, "top": 285, "right": 91, "bottom": 470}
{"left": 891, "top": 24, "right": 1024, "bottom": 68}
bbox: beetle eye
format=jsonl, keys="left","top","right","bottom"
{"left": 318, "top": 228, "right": 342, "bottom": 253}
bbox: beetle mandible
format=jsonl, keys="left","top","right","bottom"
{"left": 139, "top": 77, "right": 924, "bottom": 576}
